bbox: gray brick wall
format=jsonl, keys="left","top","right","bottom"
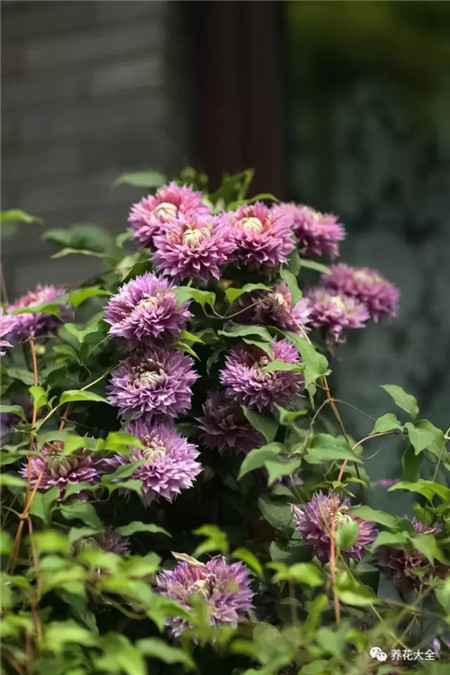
{"left": 1, "top": 0, "right": 195, "bottom": 296}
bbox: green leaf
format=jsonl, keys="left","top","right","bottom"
{"left": 113, "top": 170, "right": 166, "bottom": 188}
{"left": 28, "top": 487, "right": 59, "bottom": 525}
{"left": 218, "top": 324, "right": 272, "bottom": 342}
{"left": 435, "top": 578, "right": 450, "bottom": 614}
{"left": 178, "top": 330, "right": 204, "bottom": 344}
{"left": 1, "top": 365, "right": 35, "bottom": 385}
{"left": 173, "top": 286, "right": 216, "bottom": 310}
{"left": 41, "top": 620, "right": 98, "bottom": 652}
{"left": 258, "top": 495, "right": 292, "bottom": 531}
{"left": 299, "top": 258, "right": 331, "bottom": 275}
{"left": 370, "top": 413, "right": 403, "bottom": 434}
{"left": 29, "top": 385, "right": 49, "bottom": 412}
{"left": 402, "top": 443, "right": 422, "bottom": 482}
{"left": 209, "top": 169, "right": 254, "bottom": 206}
{"left": 242, "top": 407, "right": 278, "bottom": 443}
{"left": 272, "top": 562, "right": 323, "bottom": 587}
{"left": 388, "top": 479, "right": 450, "bottom": 502}
{"left": 238, "top": 443, "right": 283, "bottom": 480}
{"left": 116, "top": 521, "right": 171, "bottom": 538}
{"left": 0, "top": 531, "right": 13, "bottom": 556}
{"left": 305, "top": 434, "right": 362, "bottom": 464}
{"left": 1, "top": 209, "right": 42, "bottom": 224}
{"left": 68, "top": 526, "right": 103, "bottom": 544}
{"left": 193, "top": 525, "right": 229, "bottom": 557}
{"left": 13, "top": 303, "right": 62, "bottom": 318}
{"left": 410, "top": 534, "right": 442, "bottom": 565}
{"left": 276, "top": 405, "right": 308, "bottom": 424}
{"left": 350, "top": 506, "right": 399, "bottom": 530}
{"left": 33, "top": 531, "right": 71, "bottom": 555}
{"left": 335, "top": 520, "right": 360, "bottom": 549}
{"left": 232, "top": 548, "right": 263, "bottom": 578}
{"left": 265, "top": 457, "right": 302, "bottom": 486}
{"left": 60, "top": 390, "right": 109, "bottom": 405}
{"left": 0, "top": 474, "right": 27, "bottom": 487}
{"left": 381, "top": 384, "right": 419, "bottom": 419}
{"left": 43, "top": 223, "right": 116, "bottom": 256}
{"left": 69, "top": 287, "right": 111, "bottom": 308}
{"left": 137, "top": 638, "right": 194, "bottom": 669}
{"left": 60, "top": 502, "right": 103, "bottom": 529}
{"left": 51, "top": 247, "right": 107, "bottom": 259}
{"left": 225, "top": 283, "right": 269, "bottom": 304}
{"left": 285, "top": 333, "right": 329, "bottom": 392}
{"left": 280, "top": 268, "right": 302, "bottom": 304}
{"left": 102, "top": 431, "right": 144, "bottom": 453}
{"left": 334, "top": 571, "right": 377, "bottom": 606}
{"left": 263, "top": 359, "right": 303, "bottom": 374}
{"left": 371, "top": 531, "right": 411, "bottom": 549}
{"left": 0, "top": 404, "right": 25, "bottom": 419}
{"left": 405, "top": 420, "right": 446, "bottom": 457}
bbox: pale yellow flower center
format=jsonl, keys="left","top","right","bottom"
{"left": 142, "top": 437, "right": 166, "bottom": 462}
{"left": 240, "top": 217, "right": 263, "bottom": 233}
{"left": 269, "top": 292, "right": 287, "bottom": 308}
{"left": 182, "top": 226, "right": 208, "bottom": 248}
{"left": 353, "top": 270, "right": 382, "bottom": 284}
{"left": 137, "top": 295, "right": 158, "bottom": 308}
{"left": 138, "top": 369, "right": 164, "bottom": 388}
{"left": 153, "top": 202, "right": 178, "bottom": 222}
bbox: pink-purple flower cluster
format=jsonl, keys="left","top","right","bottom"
{"left": 305, "top": 288, "right": 369, "bottom": 343}
{"left": 105, "top": 419, "right": 202, "bottom": 505}
{"left": 273, "top": 203, "right": 345, "bottom": 258}
{"left": 237, "top": 283, "right": 311, "bottom": 334}
{"left": 155, "top": 555, "right": 254, "bottom": 636}
{"left": 291, "top": 490, "right": 377, "bottom": 562}
{"left": 7, "top": 284, "right": 69, "bottom": 341}
{"left": 220, "top": 338, "right": 304, "bottom": 412}
{"left": 198, "top": 391, "right": 264, "bottom": 453}
{"left": 0, "top": 309, "right": 20, "bottom": 357}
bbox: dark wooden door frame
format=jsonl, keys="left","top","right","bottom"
{"left": 193, "top": 0, "right": 284, "bottom": 197}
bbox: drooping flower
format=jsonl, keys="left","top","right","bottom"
{"left": 197, "top": 391, "right": 265, "bottom": 453}
{"left": 105, "top": 419, "right": 202, "bottom": 504}
{"left": 305, "top": 287, "right": 369, "bottom": 342}
{"left": 237, "top": 282, "right": 311, "bottom": 333}
{"left": 225, "top": 202, "right": 295, "bottom": 268}
{"left": 7, "top": 284, "right": 69, "bottom": 341}
{"left": 152, "top": 214, "right": 233, "bottom": 284}
{"left": 274, "top": 203, "right": 345, "bottom": 258}
{"left": 74, "top": 526, "right": 131, "bottom": 556}
{"left": 108, "top": 348, "right": 198, "bottom": 419}
{"left": 220, "top": 338, "right": 304, "bottom": 412}
{"left": 129, "top": 181, "right": 210, "bottom": 248}
{"left": 0, "top": 309, "right": 20, "bottom": 356}
{"left": 104, "top": 273, "right": 191, "bottom": 346}
{"left": 322, "top": 264, "right": 399, "bottom": 322}
{"left": 155, "top": 555, "right": 254, "bottom": 636}
{"left": 376, "top": 518, "right": 447, "bottom": 592}
{"left": 291, "top": 490, "right": 377, "bottom": 563}
{"left": 20, "top": 441, "right": 103, "bottom": 501}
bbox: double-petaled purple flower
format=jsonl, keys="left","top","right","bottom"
{"left": 104, "top": 273, "right": 191, "bottom": 346}
{"left": 322, "top": 264, "right": 399, "bottom": 322}
{"left": 108, "top": 348, "right": 198, "bottom": 419}
{"left": 274, "top": 204, "right": 345, "bottom": 258}
{"left": 20, "top": 441, "right": 103, "bottom": 501}
{"left": 155, "top": 555, "right": 254, "bottom": 636}
{"left": 376, "top": 518, "right": 447, "bottom": 592}
{"left": 305, "top": 288, "right": 369, "bottom": 342}
{"left": 129, "top": 182, "right": 210, "bottom": 248}
{"left": 291, "top": 490, "right": 377, "bottom": 562}
{"left": 152, "top": 215, "right": 233, "bottom": 284}
{"left": 237, "top": 282, "right": 311, "bottom": 333}
{"left": 0, "top": 309, "right": 20, "bottom": 356}
{"left": 197, "top": 391, "right": 264, "bottom": 453}
{"left": 74, "top": 526, "right": 131, "bottom": 556}
{"left": 225, "top": 202, "right": 295, "bottom": 268}
{"left": 220, "top": 338, "right": 304, "bottom": 412}
{"left": 7, "top": 284, "right": 69, "bottom": 341}
{"left": 105, "top": 419, "right": 202, "bottom": 504}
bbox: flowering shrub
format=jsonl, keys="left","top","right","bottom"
{"left": 1, "top": 169, "right": 449, "bottom": 674}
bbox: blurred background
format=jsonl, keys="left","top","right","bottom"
{"left": 2, "top": 1, "right": 449, "bottom": 490}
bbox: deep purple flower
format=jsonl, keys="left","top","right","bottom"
{"left": 129, "top": 182, "right": 210, "bottom": 248}
{"left": 220, "top": 338, "right": 304, "bottom": 412}
{"left": 322, "top": 264, "right": 399, "bottom": 322}
{"left": 197, "top": 391, "right": 265, "bottom": 453}
{"left": 155, "top": 555, "right": 254, "bottom": 636}
{"left": 104, "top": 273, "right": 191, "bottom": 346}
{"left": 274, "top": 203, "right": 345, "bottom": 258}
{"left": 20, "top": 441, "right": 103, "bottom": 501}
{"left": 108, "top": 348, "right": 198, "bottom": 418}
{"left": 0, "top": 309, "right": 20, "bottom": 356}
{"left": 7, "top": 284, "right": 69, "bottom": 341}
{"left": 237, "top": 283, "right": 311, "bottom": 333}
{"left": 376, "top": 518, "right": 447, "bottom": 592}
{"left": 152, "top": 214, "right": 233, "bottom": 284}
{"left": 305, "top": 287, "right": 369, "bottom": 342}
{"left": 74, "top": 526, "right": 130, "bottom": 556}
{"left": 226, "top": 202, "right": 295, "bottom": 268}
{"left": 291, "top": 490, "right": 377, "bottom": 563}
{"left": 105, "top": 419, "right": 202, "bottom": 504}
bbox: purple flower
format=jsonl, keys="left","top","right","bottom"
{"left": 0, "top": 309, "right": 20, "bottom": 356}
{"left": 322, "top": 264, "right": 399, "bottom": 322}
{"left": 129, "top": 182, "right": 210, "bottom": 248}
{"left": 0, "top": 395, "right": 33, "bottom": 438}
{"left": 7, "top": 284, "right": 69, "bottom": 341}
{"left": 105, "top": 419, "right": 202, "bottom": 504}
{"left": 197, "top": 391, "right": 265, "bottom": 453}
{"left": 376, "top": 518, "right": 447, "bottom": 592}
{"left": 237, "top": 283, "right": 311, "bottom": 333}
{"left": 220, "top": 338, "right": 304, "bottom": 412}
{"left": 305, "top": 287, "right": 369, "bottom": 342}
{"left": 226, "top": 202, "right": 295, "bottom": 268}
{"left": 74, "top": 526, "right": 130, "bottom": 556}
{"left": 104, "top": 273, "right": 191, "bottom": 346}
{"left": 152, "top": 214, "right": 233, "bottom": 284}
{"left": 108, "top": 348, "right": 198, "bottom": 419}
{"left": 291, "top": 490, "right": 377, "bottom": 563}
{"left": 155, "top": 555, "right": 254, "bottom": 636}
{"left": 20, "top": 441, "right": 103, "bottom": 501}
{"left": 274, "top": 203, "right": 345, "bottom": 258}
